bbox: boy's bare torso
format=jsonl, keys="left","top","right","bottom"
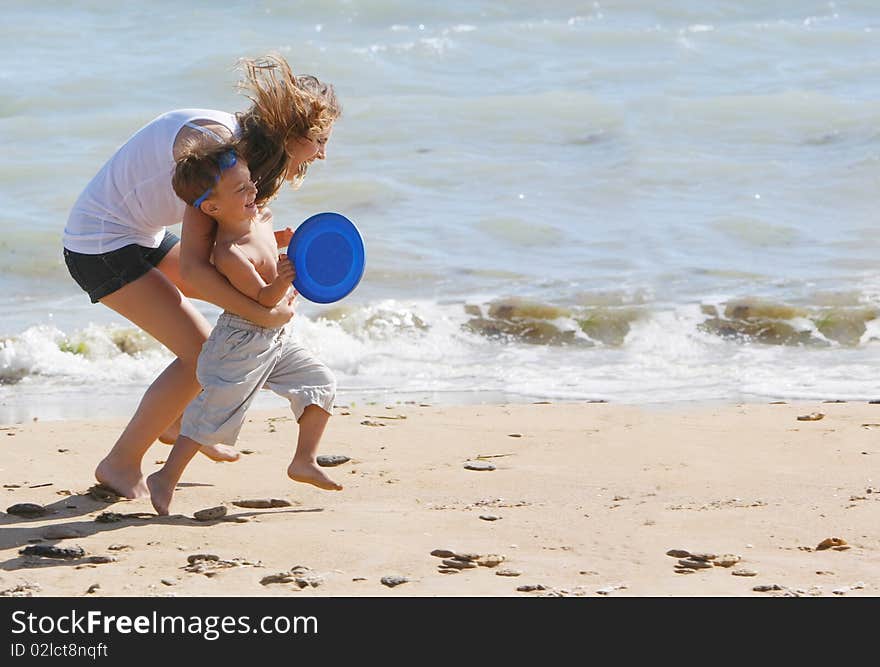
{"left": 214, "top": 213, "right": 282, "bottom": 293}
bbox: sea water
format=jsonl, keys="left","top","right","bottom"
{"left": 2, "top": 0, "right": 879, "bottom": 421}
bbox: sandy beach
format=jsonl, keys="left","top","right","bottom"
{"left": 1, "top": 400, "right": 877, "bottom": 597}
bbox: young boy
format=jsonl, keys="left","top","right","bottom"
{"left": 147, "top": 144, "right": 342, "bottom": 515}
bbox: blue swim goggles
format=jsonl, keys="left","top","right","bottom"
{"left": 192, "top": 150, "right": 238, "bottom": 208}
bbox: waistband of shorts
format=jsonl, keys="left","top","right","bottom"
{"left": 217, "top": 311, "right": 284, "bottom": 334}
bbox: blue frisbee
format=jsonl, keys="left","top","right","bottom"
{"left": 287, "top": 212, "right": 365, "bottom": 304}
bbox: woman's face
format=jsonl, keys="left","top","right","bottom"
{"left": 284, "top": 127, "right": 333, "bottom": 181}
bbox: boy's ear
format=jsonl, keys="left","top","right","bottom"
{"left": 200, "top": 200, "right": 220, "bottom": 216}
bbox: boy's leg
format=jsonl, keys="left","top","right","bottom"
{"left": 265, "top": 342, "right": 342, "bottom": 491}
{"left": 146, "top": 436, "right": 202, "bottom": 515}
{"left": 288, "top": 405, "right": 342, "bottom": 491}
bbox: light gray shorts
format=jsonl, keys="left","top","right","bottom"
{"left": 180, "top": 312, "right": 336, "bottom": 447}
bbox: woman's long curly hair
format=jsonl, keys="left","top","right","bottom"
{"left": 235, "top": 54, "right": 340, "bottom": 205}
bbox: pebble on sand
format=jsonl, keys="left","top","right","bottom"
{"left": 6, "top": 503, "right": 48, "bottom": 517}
{"left": 261, "top": 573, "right": 295, "bottom": 585}
{"left": 231, "top": 499, "right": 291, "bottom": 509}
{"left": 317, "top": 455, "right": 351, "bottom": 467}
{"left": 381, "top": 575, "right": 409, "bottom": 588}
{"left": 517, "top": 584, "right": 546, "bottom": 592}
{"left": 796, "top": 413, "right": 824, "bottom": 421}
{"left": 464, "top": 461, "right": 496, "bottom": 471}
{"left": 19, "top": 545, "right": 85, "bottom": 560}
{"left": 87, "top": 485, "right": 123, "bottom": 503}
{"left": 815, "top": 537, "right": 847, "bottom": 550}
{"left": 193, "top": 506, "right": 227, "bottom": 522}
{"left": 753, "top": 584, "right": 783, "bottom": 592}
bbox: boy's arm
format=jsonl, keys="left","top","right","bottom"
{"left": 215, "top": 245, "right": 293, "bottom": 307}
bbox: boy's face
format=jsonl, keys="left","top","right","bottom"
{"left": 284, "top": 126, "right": 333, "bottom": 182}
{"left": 201, "top": 161, "right": 258, "bottom": 222}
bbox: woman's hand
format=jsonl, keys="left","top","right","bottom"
{"left": 274, "top": 226, "right": 294, "bottom": 249}
{"left": 260, "top": 207, "right": 294, "bottom": 249}
{"left": 262, "top": 291, "right": 297, "bottom": 328}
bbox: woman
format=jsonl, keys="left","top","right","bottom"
{"left": 62, "top": 54, "right": 341, "bottom": 499}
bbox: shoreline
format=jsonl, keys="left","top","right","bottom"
{"left": 2, "top": 400, "right": 877, "bottom": 597}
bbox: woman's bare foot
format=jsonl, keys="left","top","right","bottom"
{"left": 95, "top": 457, "right": 149, "bottom": 500}
{"left": 146, "top": 472, "right": 175, "bottom": 516}
{"left": 287, "top": 460, "right": 343, "bottom": 491}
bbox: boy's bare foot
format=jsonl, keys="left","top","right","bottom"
{"left": 197, "top": 444, "right": 240, "bottom": 462}
{"left": 158, "top": 432, "right": 239, "bottom": 462}
{"left": 146, "top": 472, "right": 174, "bottom": 516}
{"left": 95, "top": 457, "right": 149, "bottom": 500}
{"left": 157, "top": 423, "right": 178, "bottom": 445}
{"left": 287, "top": 460, "right": 343, "bottom": 491}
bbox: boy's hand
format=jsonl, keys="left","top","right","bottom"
{"left": 276, "top": 255, "right": 295, "bottom": 284}
{"left": 274, "top": 226, "right": 294, "bottom": 248}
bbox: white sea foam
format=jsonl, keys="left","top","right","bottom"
{"left": 3, "top": 1, "right": 880, "bottom": 418}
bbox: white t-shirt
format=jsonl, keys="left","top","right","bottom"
{"left": 63, "top": 109, "right": 238, "bottom": 254}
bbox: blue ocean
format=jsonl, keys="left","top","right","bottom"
{"left": 2, "top": 0, "right": 880, "bottom": 422}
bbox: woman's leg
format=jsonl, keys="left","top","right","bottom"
{"left": 150, "top": 244, "right": 204, "bottom": 445}
{"left": 149, "top": 244, "right": 240, "bottom": 460}
{"left": 94, "top": 268, "right": 209, "bottom": 498}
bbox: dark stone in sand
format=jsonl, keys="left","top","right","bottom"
{"left": 317, "top": 455, "right": 350, "bottom": 467}
{"left": 187, "top": 554, "right": 219, "bottom": 565}
{"left": 232, "top": 499, "right": 292, "bottom": 509}
{"left": 517, "top": 584, "right": 546, "bottom": 592}
{"left": 193, "top": 506, "right": 227, "bottom": 521}
{"left": 261, "top": 573, "right": 295, "bottom": 585}
{"left": 753, "top": 584, "right": 783, "bottom": 592}
{"left": 87, "top": 485, "right": 122, "bottom": 503}
{"left": 430, "top": 549, "right": 456, "bottom": 558}
{"left": 86, "top": 555, "right": 117, "bottom": 564}
{"left": 20, "top": 545, "right": 85, "bottom": 560}
{"left": 381, "top": 576, "right": 409, "bottom": 588}
{"left": 6, "top": 503, "right": 48, "bottom": 517}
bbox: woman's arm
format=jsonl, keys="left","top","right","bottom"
{"left": 179, "top": 206, "right": 295, "bottom": 328}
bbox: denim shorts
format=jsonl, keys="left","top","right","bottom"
{"left": 63, "top": 231, "right": 179, "bottom": 303}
